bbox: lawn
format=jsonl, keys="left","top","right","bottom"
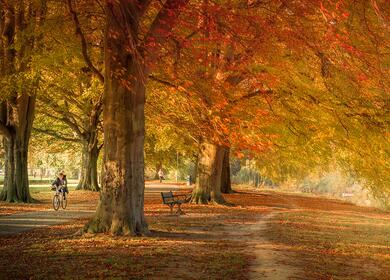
{"left": 265, "top": 194, "right": 390, "bottom": 280}
{"left": 0, "top": 189, "right": 389, "bottom": 279}
{"left": 0, "top": 191, "right": 258, "bottom": 279}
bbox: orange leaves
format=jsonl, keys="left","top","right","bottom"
{"left": 357, "top": 73, "right": 368, "bottom": 82}
{"left": 342, "top": 12, "right": 350, "bottom": 18}
{"left": 1, "top": 190, "right": 273, "bottom": 279}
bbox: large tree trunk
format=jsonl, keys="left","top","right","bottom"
{"left": 220, "top": 147, "right": 233, "bottom": 194}
{"left": 84, "top": 3, "right": 148, "bottom": 235}
{"left": 0, "top": 0, "right": 43, "bottom": 203}
{"left": 191, "top": 142, "right": 226, "bottom": 204}
{"left": 0, "top": 95, "right": 35, "bottom": 203}
{"left": 77, "top": 140, "right": 100, "bottom": 191}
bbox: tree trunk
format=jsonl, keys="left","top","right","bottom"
{"left": 191, "top": 142, "right": 226, "bottom": 204}
{"left": 191, "top": 155, "right": 198, "bottom": 184}
{"left": 0, "top": 96, "right": 35, "bottom": 203}
{"left": 77, "top": 140, "right": 100, "bottom": 191}
{"left": 220, "top": 147, "right": 233, "bottom": 194}
{"left": 84, "top": 3, "right": 148, "bottom": 235}
{"left": 154, "top": 162, "right": 162, "bottom": 180}
{"left": 0, "top": 0, "right": 43, "bottom": 203}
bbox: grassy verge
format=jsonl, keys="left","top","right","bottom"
{"left": 0, "top": 193, "right": 258, "bottom": 279}
{"left": 0, "top": 185, "right": 77, "bottom": 193}
{"left": 0, "top": 178, "right": 79, "bottom": 186}
{"left": 265, "top": 201, "right": 390, "bottom": 279}
{"left": 0, "top": 218, "right": 250, "bottom": 279}
{"left": 0, "top": 189, "right": 389, "bottom": 279}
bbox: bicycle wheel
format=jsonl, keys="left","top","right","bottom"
{"left": 61, "top": 194, "right": 67, "bottom": 209}
{"left": 53, "top": 195, "right": 60, "bottom": 211}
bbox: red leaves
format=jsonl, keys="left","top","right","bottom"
{"left": 357, "top": 73, "right": 368, "bottom": 82}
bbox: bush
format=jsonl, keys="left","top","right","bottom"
{"left": 232, "top": 167, "right": 274, "bottom": 187}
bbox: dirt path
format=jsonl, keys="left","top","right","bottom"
{"left": 248, "top": 213, "right": 298, "bottom": 280}
{"left": 224, "top": 211, "right": 298, "bottom": 280}
{"left": 0, "top": 184, "right": 190, "bottom": 236}
{"left": 223, "top": 191, "right": 300, "bottom": 280}
{"left": 0, "top": 185, "right": 299, "bottom": 279}
{"left": 0, "top": 201, "right": 96, "bottom": 235}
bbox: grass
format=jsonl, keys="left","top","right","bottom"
{"left": 0, "top": 177, "right": 79, "bottom": 187}
{"left": 0, "top": 185, "right": 77, "bottom": 193}
{"left": 265, "top": 194, "right": 390, "bottom": 280}
{"left": 0, "top": 192, "right": 255, "bottom": 279}
{"left": 0, "top": 188, "right": 389, "bottom": 279}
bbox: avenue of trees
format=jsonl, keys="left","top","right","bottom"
{"left": 0, "top": 0, "right": 388, "bottom": 235}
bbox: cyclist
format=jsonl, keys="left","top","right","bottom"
{"left": 51, "top": 171, "right": 69, "bottom": 199}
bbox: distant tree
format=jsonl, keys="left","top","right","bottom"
{"left": 34, "top": 0, "right": 104, "bottom": 191}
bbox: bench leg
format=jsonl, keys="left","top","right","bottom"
{"left": 176, "top": 204, "right": 185, "bottom": 215}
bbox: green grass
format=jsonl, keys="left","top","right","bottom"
{"left": 0, "top": 185, "right": 77, "bottom": 194}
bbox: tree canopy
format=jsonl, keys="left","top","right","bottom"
{"left": 0, "top": 0, "right": 388, "bottom": 232}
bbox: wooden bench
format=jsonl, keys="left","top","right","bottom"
{"left": 161, "top": 191, "right": 190, "bottom": 215}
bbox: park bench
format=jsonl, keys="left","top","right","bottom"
{"left": 161, "top": 191, "right": 191, "bottom": 215}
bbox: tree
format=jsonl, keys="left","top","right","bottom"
{"left": 84, "top": 0, "right": 188, "bottom": 235}
{"left": 34, "top": 0, "right": 105, "bottom": 191}
{"left": 34, "top": 72, "right": 103, "bottom": 191}
{"left": 148, "top": 0, "right": 297, "bottom": 204}
{"left": 220, "top": 148, "right": 232, "bottom": 193}
{"left": 144, "top": 121, "right": 197, "bottom": 180}
{"left": 29, "top": 131, "right": 81, "bottom": 179}
{"left": 0, "top": 1, "right": 46, "bottom": 202}
{"left": 146, "top": 0, "right": 389, "bottom": 205}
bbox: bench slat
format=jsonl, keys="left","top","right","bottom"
{"left": 161, "top": 191, "right": 190, "bottom": 206}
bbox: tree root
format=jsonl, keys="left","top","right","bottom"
{"left": 83, "top": 217, "right": 150, "bottom": 236}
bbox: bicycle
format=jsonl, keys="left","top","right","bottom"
{"left": 52, "top": 185, "right": 67, "bottom": 211}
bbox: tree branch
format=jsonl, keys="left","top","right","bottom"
{"left": 138, "top": 0, "right": 153, "bottom": 16}
{"left": 33, "top": 127, "right": 81, "bottom": 143}
{"left": 67, "top": 0, "right": 104, "bottom": 83}
{"left": 230, "top": 88, "right": 273, "bottom": 106}
{"left": 149, "top": 74, "right": 191, "bottom": 96}
{"left": 37, "top": 103, "right": 85, "bottom": 138}
{"left": 144, "top": 0, "right": 189, "bottom": 64}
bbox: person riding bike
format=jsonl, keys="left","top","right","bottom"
{"left": 51, "top": 171, "right": 69, "bottom": 199}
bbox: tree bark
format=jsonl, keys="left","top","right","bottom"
{"left": 191, "top": 155, "right": 198, "bottom": 184}
{"left": 0, "top": 3, "right": 37, "bottom": 203}
{"left": 77, "top": 104, "right": 101, "bottom": 191}
{"left": 85, "top": 0, "right": 188, "bottom": 235}
{"left": 0, "top": 96, "right": 35, "bottom": 203}
{"left": 220, "top": 147, "right": 233, "bottom": 194}
{"left": 84, "top": 3, "right": 148, "bottom": 235}
{"left": 154, "top": 162, "right": 162, "bottom": 180}
{"left": 191, "top": 142, "right": 226, "bottom": 204}
{"left": 77, "top": 140, "right": 100, "bottom": 191}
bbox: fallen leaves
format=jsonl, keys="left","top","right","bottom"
{"left": 1, "top": 188, "right": 389, "bottom": 279}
